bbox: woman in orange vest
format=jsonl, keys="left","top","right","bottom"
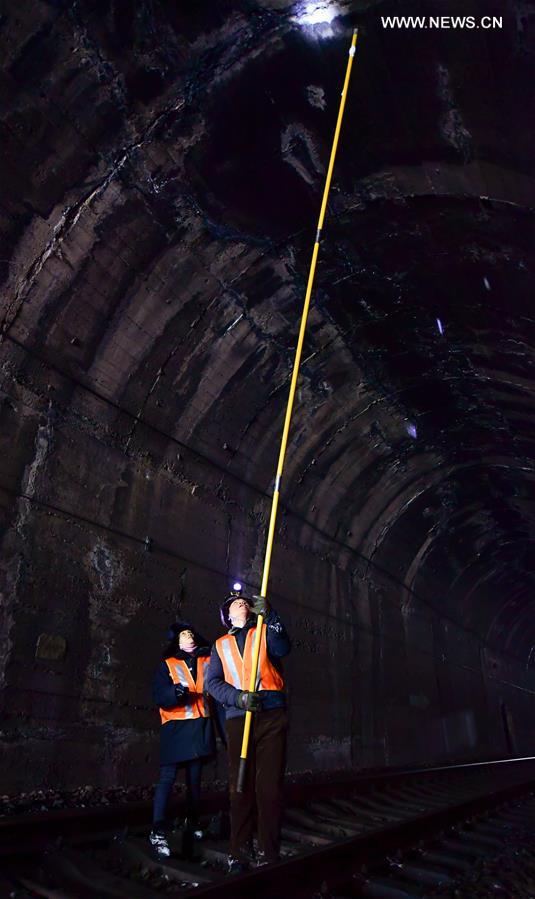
{"left": 150, "top": 620, "right": 217, "bottom": 858}
{"left": 206, "top": 590, "right": 291, "bottom": 873}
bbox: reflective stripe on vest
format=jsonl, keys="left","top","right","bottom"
{"left": 216, "top": 626, "right": 284, "bottom": 692}
{"left": 160, "top": 656, "right": 210, "bottom": 724}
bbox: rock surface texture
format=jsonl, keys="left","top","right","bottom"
{"left": 0, "top": 0, "right": 534, "bottom": 792}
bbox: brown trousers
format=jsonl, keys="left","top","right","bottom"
{"left": 226, "top": 708, "right": 287, "bottom": 861}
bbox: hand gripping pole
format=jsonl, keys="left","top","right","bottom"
{"left": 237, "top": 28, "right": 359, "bottom": 793}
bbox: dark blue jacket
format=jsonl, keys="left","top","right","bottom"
{"left": 153, "top": 647, "right": 221, "bottom": 765}
{"left": 206, "top": 610, "right": 291, "bottom": 720}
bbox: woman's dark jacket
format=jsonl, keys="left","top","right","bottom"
{"left": 153, "top": 645, "right": 218, "bottom": 766}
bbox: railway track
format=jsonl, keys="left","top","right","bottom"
{"left": 1, "top": 758, "right": 534, "bottom": 898}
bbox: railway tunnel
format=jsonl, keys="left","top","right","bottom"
{"left": 0, "top": 0, "right": 534, "bottom": 805}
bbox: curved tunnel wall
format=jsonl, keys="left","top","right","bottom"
{"left": 0, "top": 0, "right": 534, "bottom": 792}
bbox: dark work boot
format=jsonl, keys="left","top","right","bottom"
{"left": 255, "top": 850, "right": 278, "bottom": 867}
{"left": 183, "top": 816, "right": 204, "bottom": 840}
{"left": 227, "top": 855, "right": 250, "bottom": 874}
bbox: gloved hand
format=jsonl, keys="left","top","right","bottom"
{"left": 175, "top": 683, "right": 189, "bottom": 701}
{"left": 252, "top": 594, "right": 269, "bottom": 617}
{"left": 236, "top": 691, "right": 261, "bottom": 711}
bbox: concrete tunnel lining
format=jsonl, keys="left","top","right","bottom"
{"left": 0, "top": 0, "right": 534, "bottom": 792}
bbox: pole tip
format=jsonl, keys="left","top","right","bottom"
{"left": 353, "top": 27, "right": 358, "bottom": 36}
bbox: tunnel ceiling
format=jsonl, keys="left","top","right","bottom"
{"left": 0, "top": 0, "right": 534, "bottom": 663}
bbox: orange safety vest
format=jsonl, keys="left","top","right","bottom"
{"left": 215, "top": 625, "right": 284, "bottom": 692}
{"left": 160, "top": 656, "right": 211, "bottom": 724}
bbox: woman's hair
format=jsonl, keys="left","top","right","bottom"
{"left": 162, "top": 637, "right": 178, "bottom": 660}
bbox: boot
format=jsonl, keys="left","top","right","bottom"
{"left": 149, "top": 828, "right": 170, "bottom": 858}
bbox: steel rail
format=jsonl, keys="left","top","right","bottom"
{"left": 2, "top": 755, "right": 535, "bottom": 854}
{"left": 188, "top": 763, "right": 535, "bottom": 898}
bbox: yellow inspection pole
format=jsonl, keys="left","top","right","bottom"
{"left": 236, "top": 28, "right": 359, "bottom": 792}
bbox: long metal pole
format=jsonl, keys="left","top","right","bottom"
{"left": 237, "top": 28, "right": 359, "bottom": 792}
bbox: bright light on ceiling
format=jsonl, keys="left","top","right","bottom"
{"left": 291, "top": 1, "right": 341, "bottom": 34}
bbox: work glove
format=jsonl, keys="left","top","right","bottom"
{"left": 236, "top": 691, "right": 261, "bottom": 712}
{"left": 174, "top": 684, "right": 189, "bottom": 701}
{"left": 252, "top": 594, "right": 269, "bottom": 617}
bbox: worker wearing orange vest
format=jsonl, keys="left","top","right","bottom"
{"left": 150, "top": 621, "right": 219, "bottom": 859}
{"left": 206, "top": 589, "right": 291, "bottom": 873}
